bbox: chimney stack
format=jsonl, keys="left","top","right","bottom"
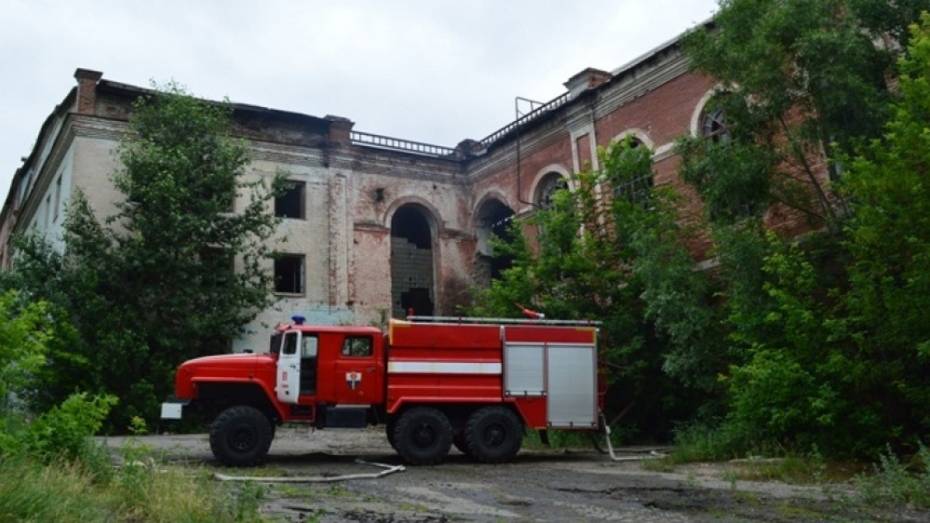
{"left": 564, "top": 68, "right": 612, "bottom": 100}
{"left": 74, "top": 68, "right": 103, "bottom": 115}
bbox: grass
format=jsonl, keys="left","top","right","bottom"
{"left": 0, "top": 453, "right": 267, "bottom": 522}
{"left": 854, "top": 446, "right": 930, "bottom": 509}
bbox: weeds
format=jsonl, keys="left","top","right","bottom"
{"left": 0, "top": 413, "right": 267, "bottom": 522}
{"left": 856, "top": 445, "right": 930, "bottom": 509}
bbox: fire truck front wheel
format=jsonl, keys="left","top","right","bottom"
{"left": 393, "top": 407, "right": 453, "bottom": 465}
{"left": 209, "top": 405, "right": 274, "bottom": 467}
{"left": 464, "top": 406, "right": 523, "bottom": 463}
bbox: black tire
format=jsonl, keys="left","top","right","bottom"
{"left": 464, "top": 406, "right": 523, "bottom": 463}
{"left": 453, "top": 432, "right": 472, "bottom": 456}
{"left": 386, "top": 418, "right": 398, "bottom": 450}
{"left": 392, "top": 407, "right": 452, "bottom": 465}
{"left": 209, "top": 405, "right": 274, "bottom": 467}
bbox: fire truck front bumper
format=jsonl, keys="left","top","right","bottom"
{"left": 160, "top": 399, "right": 189, "bottom": 420}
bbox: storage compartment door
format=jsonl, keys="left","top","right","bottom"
{"left": 503, "top": 343, "right": 545, "bottom": 397}
{"left": 546, "top": 344, "right": 597, "bottom": 428}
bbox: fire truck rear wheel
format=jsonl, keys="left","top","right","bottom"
{"left": 393, "top": 407, "right": 453, "bottom": 465}
{"left": 209, "top": 405, "right": 273, "bottom": 467}
{"left": 453, "top": 433, "right": 472, "bottom": 456}
{"left": 464, "top": 406, "right": 523, "bottom": 463}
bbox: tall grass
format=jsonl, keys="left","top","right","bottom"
{"left": 856, "top": 445, "right": 930, "bottom": 509}
{"left": 0, "top": 449, "right": 265, "bottom": 522}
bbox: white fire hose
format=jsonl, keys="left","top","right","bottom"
{"left": 214, "top": 459, "right": 405, "bottom": 483}
{"left": 599, "top": 412, "right": 666, "bottom": 462}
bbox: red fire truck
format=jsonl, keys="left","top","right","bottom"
{"left": 161, "top": 315, "right": 602, "bottom": 466}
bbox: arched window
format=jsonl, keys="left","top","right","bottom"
{"left": 535, "top": 172, "right": 568, "bottom": 209}
{"left": 611, "top": 138, "right": 654, "bottom": 206}
{"left": 474, "top": 198, "right": 515, "bottom": 282}
{"left": 700, "top": 105, "right": 730, "bottom": 143}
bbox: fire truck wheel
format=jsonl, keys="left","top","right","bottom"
{"left": 386, "top": 419, "right": 398, "bottom": 450}
{"left": 464, "top": 406, "right": 523, "bottom": 463}
{"left": 393, "top": 407, "right": 453, "bottom": 465}
{"left": 453, "top": 433, "right": 472, "bottom": 456}
{"left": 209, "top": 405, "right": 273, "bottom": 467}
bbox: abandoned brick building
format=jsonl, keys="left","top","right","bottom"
{"left": 0, "top": 31, "right": 779, "bottom": 352}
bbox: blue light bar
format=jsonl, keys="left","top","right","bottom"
{"left": 291, "top": 315, "right": 306, "bottom": 325}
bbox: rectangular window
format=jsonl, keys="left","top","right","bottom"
{"left": 342, "top": 336, "right": 373, "bottom": 357}
{"left": 274, "top": 254, "right": 305, "bottom": 294}
{"left": 53, "top": 176, "right": 62, "bottom": 222}
{"left": 44, "top": 195, "right": 52, "bottom": 228}
{"left": 283, "top": 332, "right": 298, "bottom": 355}
{"left": 275, "top": 181, "right": 305, "bottom": 219}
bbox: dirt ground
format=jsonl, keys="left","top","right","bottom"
{"left": 103, "top": 428, "right": 927, "bottom": 522}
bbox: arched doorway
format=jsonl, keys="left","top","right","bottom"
{"left": 475, "top": 198, "right": 515, "bottom": 283}
{"left": 390, "top": 204, "right": 435, "bottom": 318}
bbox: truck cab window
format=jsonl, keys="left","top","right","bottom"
{"left": 282, "top": 332, "right": 298, "bottom": 355}
{"left": 342, "top": 336, "right": 372, "bottom": 357}
{"left": 270, "top": 332, "right": 283, "bottom": 354}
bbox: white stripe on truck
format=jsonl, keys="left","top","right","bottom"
{"left": 387, "top": 361, "right": 502, "bottom": 375}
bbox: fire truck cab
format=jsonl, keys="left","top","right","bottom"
{"left": 162, "top": 315, "right": 602, "bottom": 467}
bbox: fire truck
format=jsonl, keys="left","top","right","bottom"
{"left": 161, "top": 315, "right": 602, "bottom": 466}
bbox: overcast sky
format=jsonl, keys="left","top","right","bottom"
{"left": 1, "top": 0, "right": 718, "bottom": 202}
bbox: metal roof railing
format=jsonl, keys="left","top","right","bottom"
{"left": 479, "top": 92, "right": 571, "bottom": 148}
{"left": 350, "top": 131, "right": 456, "bottom": 158}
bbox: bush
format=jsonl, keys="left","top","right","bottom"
{"left": 23, "top": 393, "right": 117, "bottom": 463}
{"left": 0, "top": 455, "right": 264, "bottom": 522}
{"left": 668, "top": 422, "right": 746, "bottom": 463}
{"left": 856, "top": 445, "right": 930, "bottom": 509}
{"left": 0, "top": 291, "right": 52, "bottom": 406}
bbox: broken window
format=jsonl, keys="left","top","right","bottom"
{"left": 475, "top": 198, "right": 515, "bottom": 282}
{"left": 612, "top": 139, "right": 654, "bottom": 207}
{"left": 535, "top": 173, "right": 569, "bottom": 209}
{"left": 390, "top": 205, "right": 435, "bottom": 318}
{"left": 275, "top": 181, "right": 305, "bottom": 219}
{"left": 274, "top": 254, "right": 305, "bottom": 294}
{"left": 700, "top": 106, "right": 730, "bottom": 143}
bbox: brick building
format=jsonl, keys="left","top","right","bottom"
{"left": 0, "top": 31, "right": 740, "bottom": 352}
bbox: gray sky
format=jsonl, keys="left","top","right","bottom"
{"left": 1, "top": 0, "right": 718, "bottom": 202}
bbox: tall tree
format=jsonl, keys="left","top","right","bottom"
{"left": 679, "top": 0, "right": 930, "bottom": 230}
{"left": 472, "top": 140, "right": 716, "bottom": 437}
{"left": 6, "top": 85, "right": 282, "bottom": 428}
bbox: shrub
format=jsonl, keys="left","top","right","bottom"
{"left": 856, "top": 445, "right": 930, "bottom": 508}
{"left": 0, "top": 455, "right": 264, "bottom": 522}
{"left": 23, "top": 393, "right": 117, "bottom": 463}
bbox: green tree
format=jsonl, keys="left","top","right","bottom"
{"left": 0, "top": 291, "right": 52, "bottom": 409}
{"left": 680, "top": 11, "right": 930, "bottom": 458}
{"left": 679, "top": 0, "right": 930, "bottom": 230}
{"left": 836, "top": 13, "right": 930, "bottom": 451}
{"left": 472, "top": 139, "right": 715, "bottom": 437}
{"left": 6, "top": 85, "right": 282, "bottom": 428}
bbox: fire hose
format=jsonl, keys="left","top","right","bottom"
{"left": 214, "top": 459, "right": 405, "bottom": 483}
{"left": 599, "top": 412, "right": 666, "bottom": 462}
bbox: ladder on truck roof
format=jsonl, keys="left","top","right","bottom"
{"left": 406, "top": 315, "right": 601, "bottom": 326}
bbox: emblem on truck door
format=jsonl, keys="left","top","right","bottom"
{"left": 345, "top": 371, "right": 362, "bottom": 390}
